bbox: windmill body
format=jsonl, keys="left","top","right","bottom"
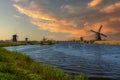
{"left": 80, "top": 37, "right": 84, "bottom": 41}
{"left": 12, "top": 34, "right": 18, "bottom": 42}
{"left": 96, "top": 33, "right": 101, "bottom": 40}
{"left": 90, "top": 25, "right": 107, "bottom": 41}
{"left": 43, "top": 36, "right": 46, "bottom": 42}
{"left": 25, "top": 38, "right": 29, "bottom": 42}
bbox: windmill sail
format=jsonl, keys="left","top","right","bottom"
{"left": 90, "top": 25, "right": 107, "bottom": 40}
{"left": 100, "top": 33, "right": 107, "bottom": 37}
{"left": 98, "top": 25, "right": 103, "bottom": 32}
{"left": 90, "top": 30, "right": 97, "bottom": 33}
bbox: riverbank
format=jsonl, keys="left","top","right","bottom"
{"left": 0, "top": 43, "right": 86, "bottom": 80}
{"left": 0, "top": 40, "right": 59, "bottom": 46}
{"left": 94, "top": 41, "right": 120, "bottom": 45}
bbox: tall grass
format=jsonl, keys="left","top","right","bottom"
{"left": 94, "top": 41, "right": 120, "bottom": 45}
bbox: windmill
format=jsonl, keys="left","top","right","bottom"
{"left": 25, "top": 37, "right": 29, "bottom": 42}
{"left": 90, "top": 25, "right": 107, "bottom": 41}
{"left": 80, "top": 36, "right": 84, "bottom": 41}
{"left": 12, "top": 34, "right": 18, "bottom": 42}
{"left": 43, "top": 36, "right": 46, "bottom": 42}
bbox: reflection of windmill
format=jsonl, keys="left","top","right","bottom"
{"left": 90, "top": 25, "right": 107, "bottom": 40}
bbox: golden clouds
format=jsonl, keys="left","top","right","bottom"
{"left": 13, "top": 4, "right": 87, "bottom": 37}
{"left": 101, "top": 2, "right": 120, "bottom": 13}
{"left": 88, "top": 0, "right": 102, "bottom": 7}
{"left": 13, "top": 4, "right": 56, "bottom": 21}
{"left": 13, "top": 0, "right": 120, "bottom": 40}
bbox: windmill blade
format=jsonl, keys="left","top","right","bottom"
{"left": 98, "top": 25, "right": 103, "bottom": 32}
{"left": 100, "top": 33, "right": 107, "bottom": 37}
{"left": 90, "top": 30, "right": 98, "bottom": 33}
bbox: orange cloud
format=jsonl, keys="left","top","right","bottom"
{"left": 88, "top": 0, "right": 102, "bottom": 7}
{"left": 101, "top": 2, "right": 120, "bottom": 13}
{"left": 13, "top": 4, "right": 88, "bottom": 39}
{"left": 13, "top": 1, "right": 120, "bottom": 40}
{"left": 109, "top": 17, "right": 120, "bottom": 22}
{"left": 13, "top": 4, "right": 56, "bottom": 21}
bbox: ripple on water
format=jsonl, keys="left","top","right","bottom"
{"left": 5, "top": 43, "right": 120, "bottom": 80}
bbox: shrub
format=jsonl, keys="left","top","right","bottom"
{"left": 74, "top": 74, "right": 88, "bottom": 80}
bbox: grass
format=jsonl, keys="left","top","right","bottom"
{"left": 94, "top": 41, "right": 120, "bottom": 45}
{"left": 0, "top": 43, "right": 87, "bottom": 80}
{"left": 0, "top": 40, "right": 58, "bottom": 47}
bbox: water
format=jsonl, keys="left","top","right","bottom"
{"left": 5, "top": 43, "right": 120, "bottom": 80}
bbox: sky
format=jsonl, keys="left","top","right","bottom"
{"left": 0, "top": 0, "right": 120, "bottom": 41}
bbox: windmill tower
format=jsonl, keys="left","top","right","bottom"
{"left": 12, "top": 34, "right": 18, "bottom": 42}
{"left": 90, "top": 25, "right": 107, "bottom": 41}
{"left": 43, "top": 36, "right": 46, "bottom": 42}
{"left": 25, "top": 37, "right": 29, "bottom": 42}
{"left": 80, "top": 36, "right": 84, "bottom": 41}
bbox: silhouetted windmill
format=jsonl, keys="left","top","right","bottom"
{"left": 43, "top": 36, "right": 46, "bottom": 42}
{"left": 25, "top": 37, "right": 29, "bottom": 42}
{"left": 80, "top": 36, "right": 84, "bottom": 41}
{"left": 12, "top": 34, "right": 18, "bottom": 42}
{"left": 90, "top": 25, "right": 107, "bottom": 40}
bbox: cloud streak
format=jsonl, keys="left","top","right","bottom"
{"left": 88, "top": 0, "right": 102, "bottom": 7}
{"left": 101, "top": 1, "right": 120, "bottom": 13}
{"left": 13, "top": 0, "right": 120, "bottom": 40}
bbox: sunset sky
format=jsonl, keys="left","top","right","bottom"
{"left": 0, "top": 0, "right": 120, "bottom": 41}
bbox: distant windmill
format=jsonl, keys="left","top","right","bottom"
{"left": 90, "top": 25, "right": 107, "bottom": 40}
{"left": 25, "top": 37, "right": 29, "bottom": 42}
{"left": 80, "top": 36, "right": 84, "bottom": 41}
{"left": 43, "top": 36, "right": 46, "bottom": 42}
{"left": 12, "top": 34, "right": 18, "bottom": 42}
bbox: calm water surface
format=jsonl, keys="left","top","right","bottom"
{"left": 5, "top": 43, "right": 120, "bottom": 80}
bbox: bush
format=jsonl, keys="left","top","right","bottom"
{"left": 74, "top": 74, "right": 88, "bottom": 80}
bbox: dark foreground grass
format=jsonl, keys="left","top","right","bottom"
{"left": 0, "top": 43, "right": 87, "bottom": 80}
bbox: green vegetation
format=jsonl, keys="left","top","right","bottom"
{"left": 74, "top": 40, "right": 95, "bottom": 44}
{"left": 75, "top": 74, "right": 88, "bottom": 80}
{"left": 0, "top": 40, "right": 59, "bottom": 47}
{"left": 0, "top": 43, "right": 87, "bottom": 80}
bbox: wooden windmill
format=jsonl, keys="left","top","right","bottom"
{"left": 43, "top": 36, "right": 46, "bottom": 42}
{"left": 12, "top": 34, "right": 18, "bottom": 42}
{"left": 25, "top": 37, "right": 29, "bottom": 42}
{"left": 80, "top": 36, "right": 84, "bottom": 41}
{"left": 90, "top": 25, "right": 107, "bottom": 40}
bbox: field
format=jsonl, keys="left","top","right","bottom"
{"left": 0, "top": 43, "right": 86, "bottom": 80}
{"left": 94, "top": 41, "right": 120, "bottom": 45}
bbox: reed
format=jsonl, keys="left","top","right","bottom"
{"left": 94, "top": 41, "right": 120, "bottom": 45}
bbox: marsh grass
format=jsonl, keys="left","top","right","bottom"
{"left": 0, "top": 43, "right": 87, "bottom": 80}
{"left": 95, "top": 41, "right": 120, "bottom": 45}
{"left": 75, "top": 74, "right": 88, "bottom": 80}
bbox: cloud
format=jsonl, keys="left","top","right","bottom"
{"left": 13, "top": 15, "right": 21, "bottom": 18}
{"left": 14, "top": 0, "right": 20, "bottom": 3}
{"left": 13, "top": 0, "right": 27, "bottom": 3}
{"left": 13, "top": 0, "right": 120, "bottom": 40}
{"left": 88, "top": 0, "right": 102, "bottom": 7}
{"left": 61, "top": 5, "right": 80, "bottom": 14}
{"left": 13, "top": 4, "right": 56, "bottom": 21}
{"left": 13, "top": 3, "right": 87, "bottom": 36}
{"left": 100, "top": 1, "right": 120, "bottom": 13}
